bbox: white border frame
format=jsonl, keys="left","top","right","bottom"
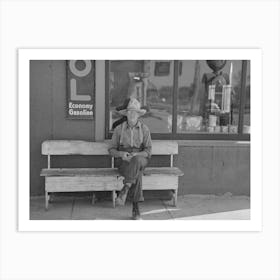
{"left": 18, "top": 48, "right": 262, "bottom": 232}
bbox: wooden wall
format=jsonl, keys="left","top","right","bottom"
{"left": 30, "top": 61, "right": 95, "bottom": 195}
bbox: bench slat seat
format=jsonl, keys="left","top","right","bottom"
{"left": 41, "top": 167, "right": 184, "bottom": 177}
{"left": 144, "top": 167, "right": 183, "bottom": 177}
{"left": 44, "top": 175, "right": 180, "bottom": 192}
{"left": 41, "top": 168, "right": 120, "bottom": 177}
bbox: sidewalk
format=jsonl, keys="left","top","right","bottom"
{"left": 30, "top": 193, "right": 250, "bottom": 220}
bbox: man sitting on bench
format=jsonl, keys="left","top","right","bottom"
{"left": 108, "top": 98, "right": 152, "bottom": 220}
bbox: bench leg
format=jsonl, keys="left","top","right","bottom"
{"left": 173, "top": 189, "right": 178, "bottom": 207}
{"left": 91, "top": 192, "right": 96, "bottom": 205}
{"left": 112, "top": 190, "right": 116, "bottom": 208}
{"left": 45, "top": 191, "right": 49, "bottom": 210}
{"left": 49, "top": 193, "right": 54, "bottom": 203}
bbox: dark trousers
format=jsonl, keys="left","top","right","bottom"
{"left": 117, "top": 155, "right": 149, "bottom": 203}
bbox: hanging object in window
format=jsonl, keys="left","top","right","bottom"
{"left": 202, "top": 60, "right": 232, "bottom": 132}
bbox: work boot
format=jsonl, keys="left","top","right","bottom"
{"left": 115, "top": 184, "right": 130, "bottom": 206}
{"left": 132, "top": 202, "right": 141, "bottom": 220}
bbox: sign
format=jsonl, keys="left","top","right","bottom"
{"left": 66, "top": 60, "right": 95, "bottom": 119}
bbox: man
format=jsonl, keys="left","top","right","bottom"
{"left": 108, "top": 98, "right": 152, "bottom": 220}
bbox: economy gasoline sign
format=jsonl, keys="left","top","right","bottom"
{"left": 66, "top": 60, "right": 95, "bottom": 119}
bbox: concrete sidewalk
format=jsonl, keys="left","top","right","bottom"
{"left": 30, "top": 193, "right": 250, "bottom": 220}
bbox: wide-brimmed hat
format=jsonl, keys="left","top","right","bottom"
{"left": 118, "top": 98, "right": 146, "bottom": 116}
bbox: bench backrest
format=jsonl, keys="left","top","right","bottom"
{"left": 42, "top": 140, "right": 178, "bottom": 168}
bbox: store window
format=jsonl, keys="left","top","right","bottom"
{"left": 106, "top": 60, "right": 250, "bottom": 140}
{"left": 177, "top": 60, "right": 242, "bottom": 134}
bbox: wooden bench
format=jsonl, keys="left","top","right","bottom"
{"left": 40, "top": 140, "right": 184, "bottom": 210}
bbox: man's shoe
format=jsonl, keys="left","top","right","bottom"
{"left": 132, "top": 203, "right": 141, "bottom": 220}
{"left": 115, "top": 185, "right": 129, "bottom": 206}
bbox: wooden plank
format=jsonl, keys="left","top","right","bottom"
{"left": 142, "top": 176, "right": 178, "bottom": 190}
{"left": 144, "top": 167, "right": 184, "bottom": 176}
{"left": 112, "top": 191, "right": 116, "bottom": 208}
{"left": 172, "top": 189, "right": 178, "bottom": 206}
{"left": 150, "top": 140, "right": 178, "bottom": 155}
{"left": 42, "top": 140, "right": 109, "bottom": 155}
{"left": 41, "top": 168, "right": 120, "bottom": 177}
{"left": 41, "top": 167, "right": 183, "bottom": 177}
{"left": 107, "top": 139, "right": 177, "bottom": 154}
{"left": 42, "top": 140, "right": 178, "bottom": 155}
{"left": 170, "top": 154, "right": 173, "bottom": 167}
{"left": 46, "top": 175, "right": 178, "bottom": 192}
{"left": 91, "top": 193, "right": 96, "bottom": 205}
{"left": 45, "top": 190, "right": 49, "bottom": 210}
{"left": 46, "top": 176, "right": 123, "bottom": 192}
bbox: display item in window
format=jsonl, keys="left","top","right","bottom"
{"left": 202, "top": 60, "right": 232, "bottom": 133}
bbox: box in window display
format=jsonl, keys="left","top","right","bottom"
{"left": 184, "top": 115, "right": 203, "bottom": 131}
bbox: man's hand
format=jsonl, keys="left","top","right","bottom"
{"left": 130, "top": 152, "right": 138, "bottom": 157}
{"left": 121, "top": 152, "right": 133, "bottom": 162}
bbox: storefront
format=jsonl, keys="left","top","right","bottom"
{"left": 30, "top": 60, "right": 250, "bottom": 196}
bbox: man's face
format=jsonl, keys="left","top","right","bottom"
{"left": 127, "top": 110, "right": 139, "bottom": 124}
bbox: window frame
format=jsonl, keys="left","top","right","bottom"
{"left": 105, "top": 60, "right": 250, "bottom": 141}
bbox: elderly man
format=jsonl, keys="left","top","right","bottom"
{"left": 108, "top": 98, "right": 152, "bottom": 220}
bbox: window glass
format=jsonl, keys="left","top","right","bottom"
{"left": 177, "top": 60, "right": 242, "bottom": 134}
{"left": 243, "top": 61, "right": 250, "bottom": 134}
{"left": 109, "top": 60, "right": 173, "bottom": 133}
